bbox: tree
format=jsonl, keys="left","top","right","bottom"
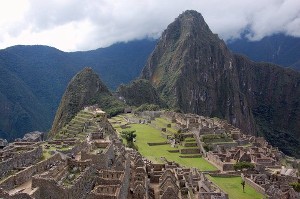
{"left": 120, "top": 130, "right": 136, "bottom": 148}
{"left": 234, "top": 162, "right": 255, "bottom": 171}
{"left": 241, "top": 180, "right": 246, "bottom": 193}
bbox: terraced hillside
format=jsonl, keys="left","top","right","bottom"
{"left": 54, "top": 108, "right": 113, "bottom": 141}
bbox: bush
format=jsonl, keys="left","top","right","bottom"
{"left": 290, "top": 182, "right": 300, "bottom": 192}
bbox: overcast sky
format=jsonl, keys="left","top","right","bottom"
{"left": 0, "top": 0, "right": 299, "bottom": 51}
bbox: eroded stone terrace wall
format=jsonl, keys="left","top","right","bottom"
{"left": 180, "top": 148, "right": 200, "bottom": 154}
{"left": 33, "top": 166, "right": 96, "bottom": 199}
{"left": 119, "top": 157, "right": 130, "bottom": 199}
{"left": 0, "top": 153, "right": 62, "bottom": 190}
{"left": 0, "top": 146, "right": 43, "bottom": 179}
{"left": 58, "top": 141, "right": 89, "bottom": 156}
{"left": 82, "top": 142, "right": 114, "bottom": 169}
{"left": 244, "top": 177, "right": 265, "bottom": 195}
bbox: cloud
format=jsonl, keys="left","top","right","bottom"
{"left": 0, "top": 0, "right": 299, "bottom": 51}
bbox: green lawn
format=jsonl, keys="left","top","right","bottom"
{"left": 111, "top": 116, "right": 217, "bottom": 171}
{"left": 153, "top": 117, "right": 177, "bottom": 133}
{"left": 207, "top": 176, "right": 265, "bottom": 199}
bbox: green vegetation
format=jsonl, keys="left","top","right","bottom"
{"left": 96, "top": 93, "right": 126, "bottom": 117}
{"left": 0, "top": 40, "right": 155, "bottom": 140}
{"left": 50, "top": 68, "right": 127, "bottom": 136}
{"left": 207, "top": 176, "right": 264, "bottom": 199}
{"left": 117, "top": 79, "right": 164, "bottom": 107}
{"left": 135, "top": 103, "right": 160, "bottom": 112}
{"left": 234, "top": 162, "right": 255, "bottom": 171}
{"left": 201, "top": 134, "right": 233, "bottom": 143}
{"left": 110, "top": 115, "right": 217, "bottom": 171}
{"left": 290, "top": 182, "right": 300, "bottom": 192}
{"left": 120, "top": 130, "right": 137, "bottom": 148}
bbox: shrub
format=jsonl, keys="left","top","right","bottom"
{"left": 290, "top": 182, "right": 300, "bottom": 192}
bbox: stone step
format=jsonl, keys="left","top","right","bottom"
{"left": 65, "top": 129, "right": 79, "bottom": 134}
{"left": 87, "top": 126, "right": 99, "bottom": 131}
{"left": 72, "top": 118, "right": 87, "bottom": 125}
{"left": 67, "top": 125, "right": 82, "bottom": 132}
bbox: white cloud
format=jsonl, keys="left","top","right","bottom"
{"left": 0, "top": 0, "right": 299, "bottom": 51}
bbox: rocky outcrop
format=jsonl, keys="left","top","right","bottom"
{"left": 141, "top": 10, "right": 300, "bottom": 157}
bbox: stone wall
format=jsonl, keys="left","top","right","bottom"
{"left": 119, "top": 157, "right": 130, "bottom": 199}
{"left": 211, "top": 142, "right": 238, "bottom": 150}
{"left": 198, "top": 192, "right": 229, "bottom": 199}
{"left": 147, "top": 142, "right": 168, "bottom": 146}
{"left": 58, "top": 141, "right": 88, "bottom": 155}
{"left": 207, "top": 152, "right": 234, "bottom": 171}
{"left": 179, "top": 155, "right": 202, "bottom": 158}
{"left": 244, "top": 177, "right": 265, "bottom": 195}
{"left": 183, "top": 142, "right": 198, "bottom": 147}
{"left": 33, "top": 166, "right": 96, "bottom": 199}
{"left": 81, "top": 142, "right": 114, "bottom": 169}
{"left": 88, "top": 185, "right": 120, "bottom": 199}
{"left": 0, "top": 146, "right": 43, "bottom": 179}
{"left": 209, "top": 173, "right": 240, "bottom": 178}
{"left": 32, "top": 177, "right": 66, "bottom": 199}
{"left": 0, "top": 153, "right": 62, "bottom": 190}
{"left": 180, "top": 148, "right": 200, "bottom": 154}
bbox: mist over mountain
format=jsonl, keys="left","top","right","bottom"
{"left": 0, "top": 39, "right": 156, "bottom": 140}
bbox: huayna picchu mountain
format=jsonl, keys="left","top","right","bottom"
{"left": 50, "top": 67, "right": 125, "bottom": 136}
{"left": 141, "top": 10, "right": 300, "bottom": 157}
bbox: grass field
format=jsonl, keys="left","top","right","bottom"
{"left": 207, "top": 176, "right": 265, "bottom": 199}
{"left": 110, "top": 115, "right": 217, "bottom": 171}
{"left": 128, "top": 123, "right": 217, "bottom": 171}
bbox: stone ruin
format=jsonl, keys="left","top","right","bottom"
{"left": 167, "top": 111, "right": 300, "bottom": 198}
{"left": 0, "top": 108, "right": 298, "bottom": 198}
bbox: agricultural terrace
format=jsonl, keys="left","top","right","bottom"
{"left": 109, "top": 114, "right": 217, "bottom": 171}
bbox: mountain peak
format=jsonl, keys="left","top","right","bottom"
{"left": 50, "top": 67, "right": 110, "bottom": 136}
{"left": 162, "top": 10, "right": 215, "bottom": 44}
{"left": 141, "top": 10, "right": 300, "bottom": 157}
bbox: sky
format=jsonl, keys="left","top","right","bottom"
{"left": 0, "top": 0, "right": 299, "bottom": 52}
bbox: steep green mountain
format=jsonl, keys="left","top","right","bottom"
{"left": 228, "top": 34, "right": 300, "bottom": 69}
{"left": 50, "top": 67, "right": 125, "bottom": 136}
{"left": 141, "top": 10, "right": 300, "bottom": 157}
{"left": 117, "top": 79, "right": 163, "bottom": 107}
{"left": 0, "top": 39, "right": 155, "bottom": 140}
{"left": 0, "top": 64, "right": 50, "bottom": 139}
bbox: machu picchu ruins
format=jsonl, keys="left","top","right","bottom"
{"left": 0, "top": 105, "right": 298, "bottom": 199}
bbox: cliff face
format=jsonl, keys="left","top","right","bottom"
{"left": 141, "top": 10, "right": 300, "bottom": 157}
{"left": 50, "top": 67, "right": 124, "bottom": 136}
{"left": 117, "top": 79, "right": 163, "bottom": 107}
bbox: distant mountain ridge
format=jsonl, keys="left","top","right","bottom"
{"left": 228, "top": 34, "right": 300, "bottom": 69}
{"left": 0, "top": 39, "right": 156, "bottom": 140}
{"left": 141, "top": 10, "right": 300, "bottom": 157}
